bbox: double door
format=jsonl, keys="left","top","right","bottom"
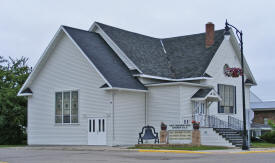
{"left": 88, "top": 118, "right": 106, "bottom": 145}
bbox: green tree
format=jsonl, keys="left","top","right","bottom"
{"left": 0, "top": 56, "right": 31, "bottom": 144}
{"left": 268, "top": 120, "right": 275, "bottom": 130}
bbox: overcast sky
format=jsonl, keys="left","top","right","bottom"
{"left": 1, "top": 0, "right": 274, "bottom": 100}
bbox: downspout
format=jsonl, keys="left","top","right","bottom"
{"left": 145, "top": 92, "right": 147, "bottom": 125}
{"left": 112, "top": 91, "right": 115, "bottom": 145}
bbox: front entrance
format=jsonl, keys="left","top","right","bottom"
{"left": 194, "top": 101, "right": 207, "bottom": 126}
{"left": 88, "top": 118, "right": 106, "bottom": 145}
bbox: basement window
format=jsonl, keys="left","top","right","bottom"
{"left": 55, "top": 91, "right": 78, "bottom": 124}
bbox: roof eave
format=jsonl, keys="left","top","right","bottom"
{"left": 102, "top": 87, "right": 148, "bottom": 92}
{"left": 134, "top": 74, "right": 212, "bottom": 82}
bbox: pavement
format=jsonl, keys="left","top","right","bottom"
{"left": 0, "top": 146, "right": 275, "bottom": 163}
{"left": 11, "top": 145, "right": 275, "bottom": 154}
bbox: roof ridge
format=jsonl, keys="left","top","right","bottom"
{"left": 96, "top": 22, "right": 225, "bottom": 40}
{"left": 163, "top": 29, "right": 225, "bottom": 40}
{"left": 95, "top": 22, "right": 159, "bottom": 39}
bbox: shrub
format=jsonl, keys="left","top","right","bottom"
{"left": 260, "top": 131, "right": 275, "bottom": 144}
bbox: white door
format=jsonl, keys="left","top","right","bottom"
{"left": 194, "top": 101, "right": 206, "bottom": 126}
{"left": 88, "top": 118, "right": 106, "bottom": 145}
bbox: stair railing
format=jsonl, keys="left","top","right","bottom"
{"left": 228, "top": 116, "right": 243, "bottom": 131}
{"left": 193, "top": 114, "right": 243, "bottom": 131}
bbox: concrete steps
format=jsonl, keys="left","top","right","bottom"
{"left": 214, "top": 128, "right": 243, "bottom": 147}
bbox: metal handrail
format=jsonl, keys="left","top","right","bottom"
{"left": 228, "top": 116, "right": 243, "bottom": 131}
{"left": 193, "top": 114, "right": 243, "bottom": 131}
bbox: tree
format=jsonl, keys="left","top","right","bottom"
{"left": 0, "top": 56, "right": 31, "bottom": 144}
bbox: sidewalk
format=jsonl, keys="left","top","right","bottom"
{"left": 8, "top": 145, "right": 275, "bottom": 154}
{"left": 138, "top": 148, "right": 275, "bottom": 154}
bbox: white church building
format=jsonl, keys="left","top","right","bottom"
{"left": 18, "top": 22, "right": 256, "bottom": 147}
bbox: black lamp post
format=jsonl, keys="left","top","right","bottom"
{"left": 224, "top": 20, "right": 249, "bottom": 150}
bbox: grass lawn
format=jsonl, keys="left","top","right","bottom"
{"left": 129, "top": 145, "right": 229, "bottom": 151}
{"left": 251, "top": 142, "right": 275, "bottom": 148}
{"left": 0, "top": 145, "right": 26, "bottom": 148}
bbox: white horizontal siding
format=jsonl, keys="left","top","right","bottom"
{"left": 28, "top": 33, "right": 112, "bottom": 145}
{"left": 147, "top": 86, "right": 181, "bottom": 133}
{"left": 203, "top": 39, "right": 251, "bottom": 122}
{"left": 180, "top": 85, "right": 200, "bottom": 119}
{"left": 113, "top": 91, "right": 145, "bottom": 145}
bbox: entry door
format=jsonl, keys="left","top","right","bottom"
{"left": 88, "top": 118, "right": 106, "bottom": 145}
{"left": 194, "top": 101, "right": 206, "bottom": 126}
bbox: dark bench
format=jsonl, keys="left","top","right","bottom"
{"left": 138, "top": 125, "right": 159, "bottom": 144}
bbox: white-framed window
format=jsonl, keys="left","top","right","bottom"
{"left": 55, "top": 91, "right": 78, "bottom": 124}
{"left": 264, "top": 118, "right": 268, "bottom": 125}
{"left": 218, "top": 84, "right": 236, "bottom": 114}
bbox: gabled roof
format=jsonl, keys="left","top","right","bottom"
{"left": 192, "top": 88, "right": 212, "bottom": 98}
{"left": 18, "top": 26, "right": 147, "bottom": 96}
{"left": 63, "top": 26, "right": 146, "bottom": 91}
{"left": 96, "top": 22, "right": 225, "bottom": 79}
{"left": 191, "top": 88, "right": 221, "bottom": 101}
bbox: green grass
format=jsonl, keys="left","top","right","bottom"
{"left": 251, "top": 142, "right": 275, "bottom": 148}
{"left": 129, "top": 145, "right": 229, "bottom": 151}
{"left": 0, "top": 145, "right": 26, "bottom": 148}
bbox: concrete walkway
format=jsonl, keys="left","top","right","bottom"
{"left": 10, "top": 145, "right": 275, "bottom": 154}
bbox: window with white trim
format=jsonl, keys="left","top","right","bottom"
{"left": 218, "top": 84, "right": 236, "bottom": 114}
{"left": 55, "top": 91, "right": 78, "bottom": 124}
{"left": 264, "top": 118, "right": 268, "bottom": 125}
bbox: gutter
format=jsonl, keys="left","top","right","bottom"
{"left": 102, "top": 87, "right": 148, "bottom": 93}
{"left": 133, "top": 74, "right": 212, "bottom": 82}
{"left": 145, "top": 82, "right": 213, "bottom": 88}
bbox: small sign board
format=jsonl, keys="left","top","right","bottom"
{"left": 168, "top": 130, "right": 192, "bottom": 140}
{"left": 167, "top": 123, "right": 193, "bottom": 144}
{"left": 168, "top": 124, "right": 192, "bottom": 130}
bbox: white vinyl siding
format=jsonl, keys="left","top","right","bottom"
{"left": 147, "top": 86, "right": 181, "bottom": 133}
{"left": 113, "top": 91, "right": 145, "bottom": 145}
{"left": 27, "top": 32, "right": 111, "bottom": 145}
{"left": 203, "top": 39, "right": 251, "bottom": 121}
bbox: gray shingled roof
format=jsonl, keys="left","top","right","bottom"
{"left": 97, "top": 22, "right": 225, "bottom": 78}
{"left": 63, "top": 26, "right": 147, "bottom": 90}
{"left": 251, "top": 101, "right": 275, "bottom": 110}
{"left": 192, "top": 88, "right": 212, "bottom": 98}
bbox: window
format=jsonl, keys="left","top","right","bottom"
{"left": 264, "top": 118, "right": 268, "bottom": 125}
{"left": 218, "top": 84, "right": 236, "bottom": 114}
{"left": 55, "top": 91, "right": 78, "bottom": 124}
{"left": 194, "top": 102, "right": 205, "bottom": 115}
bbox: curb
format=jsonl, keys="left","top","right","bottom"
{"left": 138, "top": 149, "right": 275, "bottom": 154}
{"left": 234, "top": 150, "right": 275, "bottom": 154}
{"left": 138, "top": 149, "right": 210, "bottom": 154}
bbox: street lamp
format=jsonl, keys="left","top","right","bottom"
{"left": 224, "top": 20, "right": 249, "bottom": 150}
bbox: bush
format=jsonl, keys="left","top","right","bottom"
{"left": 251, "top": 136, "right": 264, "bottom": 142}
{"left": 0, "top": 56, "right": 31, "bottom": 145}
{"left": 261, "top": 131, "right": 275, "bottom": 144}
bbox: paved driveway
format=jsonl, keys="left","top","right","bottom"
{"left": 0, "top": 147, "right": 275, "bottom": 163}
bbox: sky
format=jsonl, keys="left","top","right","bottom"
{"left": 0, "top": 0, "right": 274, "bottom": 100}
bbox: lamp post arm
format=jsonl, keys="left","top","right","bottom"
{"left": 225, "top": 21, "right": 243, "bottom": 44}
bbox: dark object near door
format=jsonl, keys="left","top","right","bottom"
{"left": 138, "top": 125, "right": 159, "bottom": 144}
